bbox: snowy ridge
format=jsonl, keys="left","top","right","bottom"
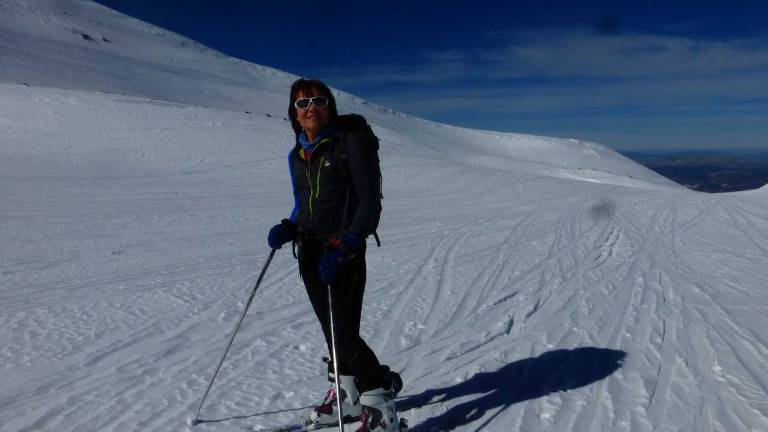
{"left": 2, "top": 2, "right": 768, "bottom": 432}
{"left": 0, "top": 0, "right": 674, "bottom": 187}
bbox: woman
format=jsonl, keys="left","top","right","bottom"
{"left": 267, "top": 79, "right": 402, "bottom": 431}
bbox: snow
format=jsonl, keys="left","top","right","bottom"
{"left": 2, "top": 1, "right": 768, "bottom": 432}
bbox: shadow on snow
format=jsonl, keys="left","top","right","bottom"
{"left": 397, "top": 347, "right": 627, "bottom": 432}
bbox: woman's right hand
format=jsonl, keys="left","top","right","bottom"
{"left": 267, "top": 219, "right": 297, "bottom": 249}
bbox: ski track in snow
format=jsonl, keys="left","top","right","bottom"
{"left": 2, "top": 2, "right": 768, "bottom": 430}
{"left": 4, "top": 131, "right": 768, "bottom": 431}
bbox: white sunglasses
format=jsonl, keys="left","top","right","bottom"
{"left": 294, "top": 96, "right": 329, "bottom": 110}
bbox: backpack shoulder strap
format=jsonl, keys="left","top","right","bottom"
{"left": 333, "top": 127, "right": 382, "bottom": 247}
{"left": 333, "top": 132, "right": 350, "bottom": 183}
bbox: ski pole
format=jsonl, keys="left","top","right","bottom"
{"left": 327, "top": 283, "right": 345, "bottom": 432}
{"left": 188, "top": 248, "right": 277, "bottom": 427}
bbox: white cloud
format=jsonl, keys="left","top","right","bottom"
{"left": 323, "top": 29, "right": 768, "bottom": 87}
{"left": 319, "top": 29, "right": 768, "bottom": 150}
{"left": 323, "top": 31, "right": 768, "bottom": 111}
{"left": 480, "top": 30, "right": 768, "bottom": 78}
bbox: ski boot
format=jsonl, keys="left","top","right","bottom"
{"left": 355, "top": 368, "right": 405, "bottom": 432}
{"left": 357, "top": 385, "right": 409, "bottom": 432}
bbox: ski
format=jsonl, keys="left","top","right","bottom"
{"left": 250, "top": 419, "right": 350, "bottom": 432}
{"left": 250, "top": 422, "right": 345, "bottom": 432}
{"left": 251, "top": 417, "right": 407, "bottom": 432}
{"left": 250, "top": 423, "right": 323, "bottom": 432}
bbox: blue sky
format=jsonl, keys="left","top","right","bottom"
{"left": 96, "top": 0, "right": 768, "bottom": 152}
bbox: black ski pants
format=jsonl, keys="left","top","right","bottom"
{"left": 297, "top": 236, "right": 385, "bottom": 392}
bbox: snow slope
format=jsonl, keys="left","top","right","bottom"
{"left": 2, "top": 2, "right": 768, "bottom": 432}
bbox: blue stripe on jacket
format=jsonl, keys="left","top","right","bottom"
{"left": 288, "top": 149, "right": 299, "bottom": 223}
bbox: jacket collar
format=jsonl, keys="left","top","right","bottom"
{"left": 298, "top": 125, "right": 337, "bottom": 151}
{"left": 295, "top": 125, "right": 337, "bottom": 161}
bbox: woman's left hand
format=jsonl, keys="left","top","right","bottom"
{"left": 318, "top": 234, "right": 363, "bottom": 284}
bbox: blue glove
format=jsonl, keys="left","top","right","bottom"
{"left": 268, "top": 219, "right": 297, "bottom": 249}
{"left": 318, "top": 234, "right": 364, "bottom": 285}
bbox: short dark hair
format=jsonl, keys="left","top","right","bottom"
{"left": 288, "top": 79, "right": 338, "bottom": 135}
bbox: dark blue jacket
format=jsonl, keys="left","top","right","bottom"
{"left": 287, "top": 127, "right": 381, "bottom": 238}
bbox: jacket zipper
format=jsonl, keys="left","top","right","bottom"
{"left": 303, "top": 137, "right": 332, "bottom": 220}
{"left": 305, "top": 165, "right": 313, "bottom": 219}
{"left": 316, "top": 155, "right": 325, "bottom": 200}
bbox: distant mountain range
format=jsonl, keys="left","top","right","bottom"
{"left": 621, "top": 150, "right": 768, "bottom": 192}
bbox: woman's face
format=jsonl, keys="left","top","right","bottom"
{"left": 295, "top": 89, "right": 331, "bottom": 135}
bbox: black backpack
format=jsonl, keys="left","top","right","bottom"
{"left": 334, "top": 114, "right": 383, "bottom": 247}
